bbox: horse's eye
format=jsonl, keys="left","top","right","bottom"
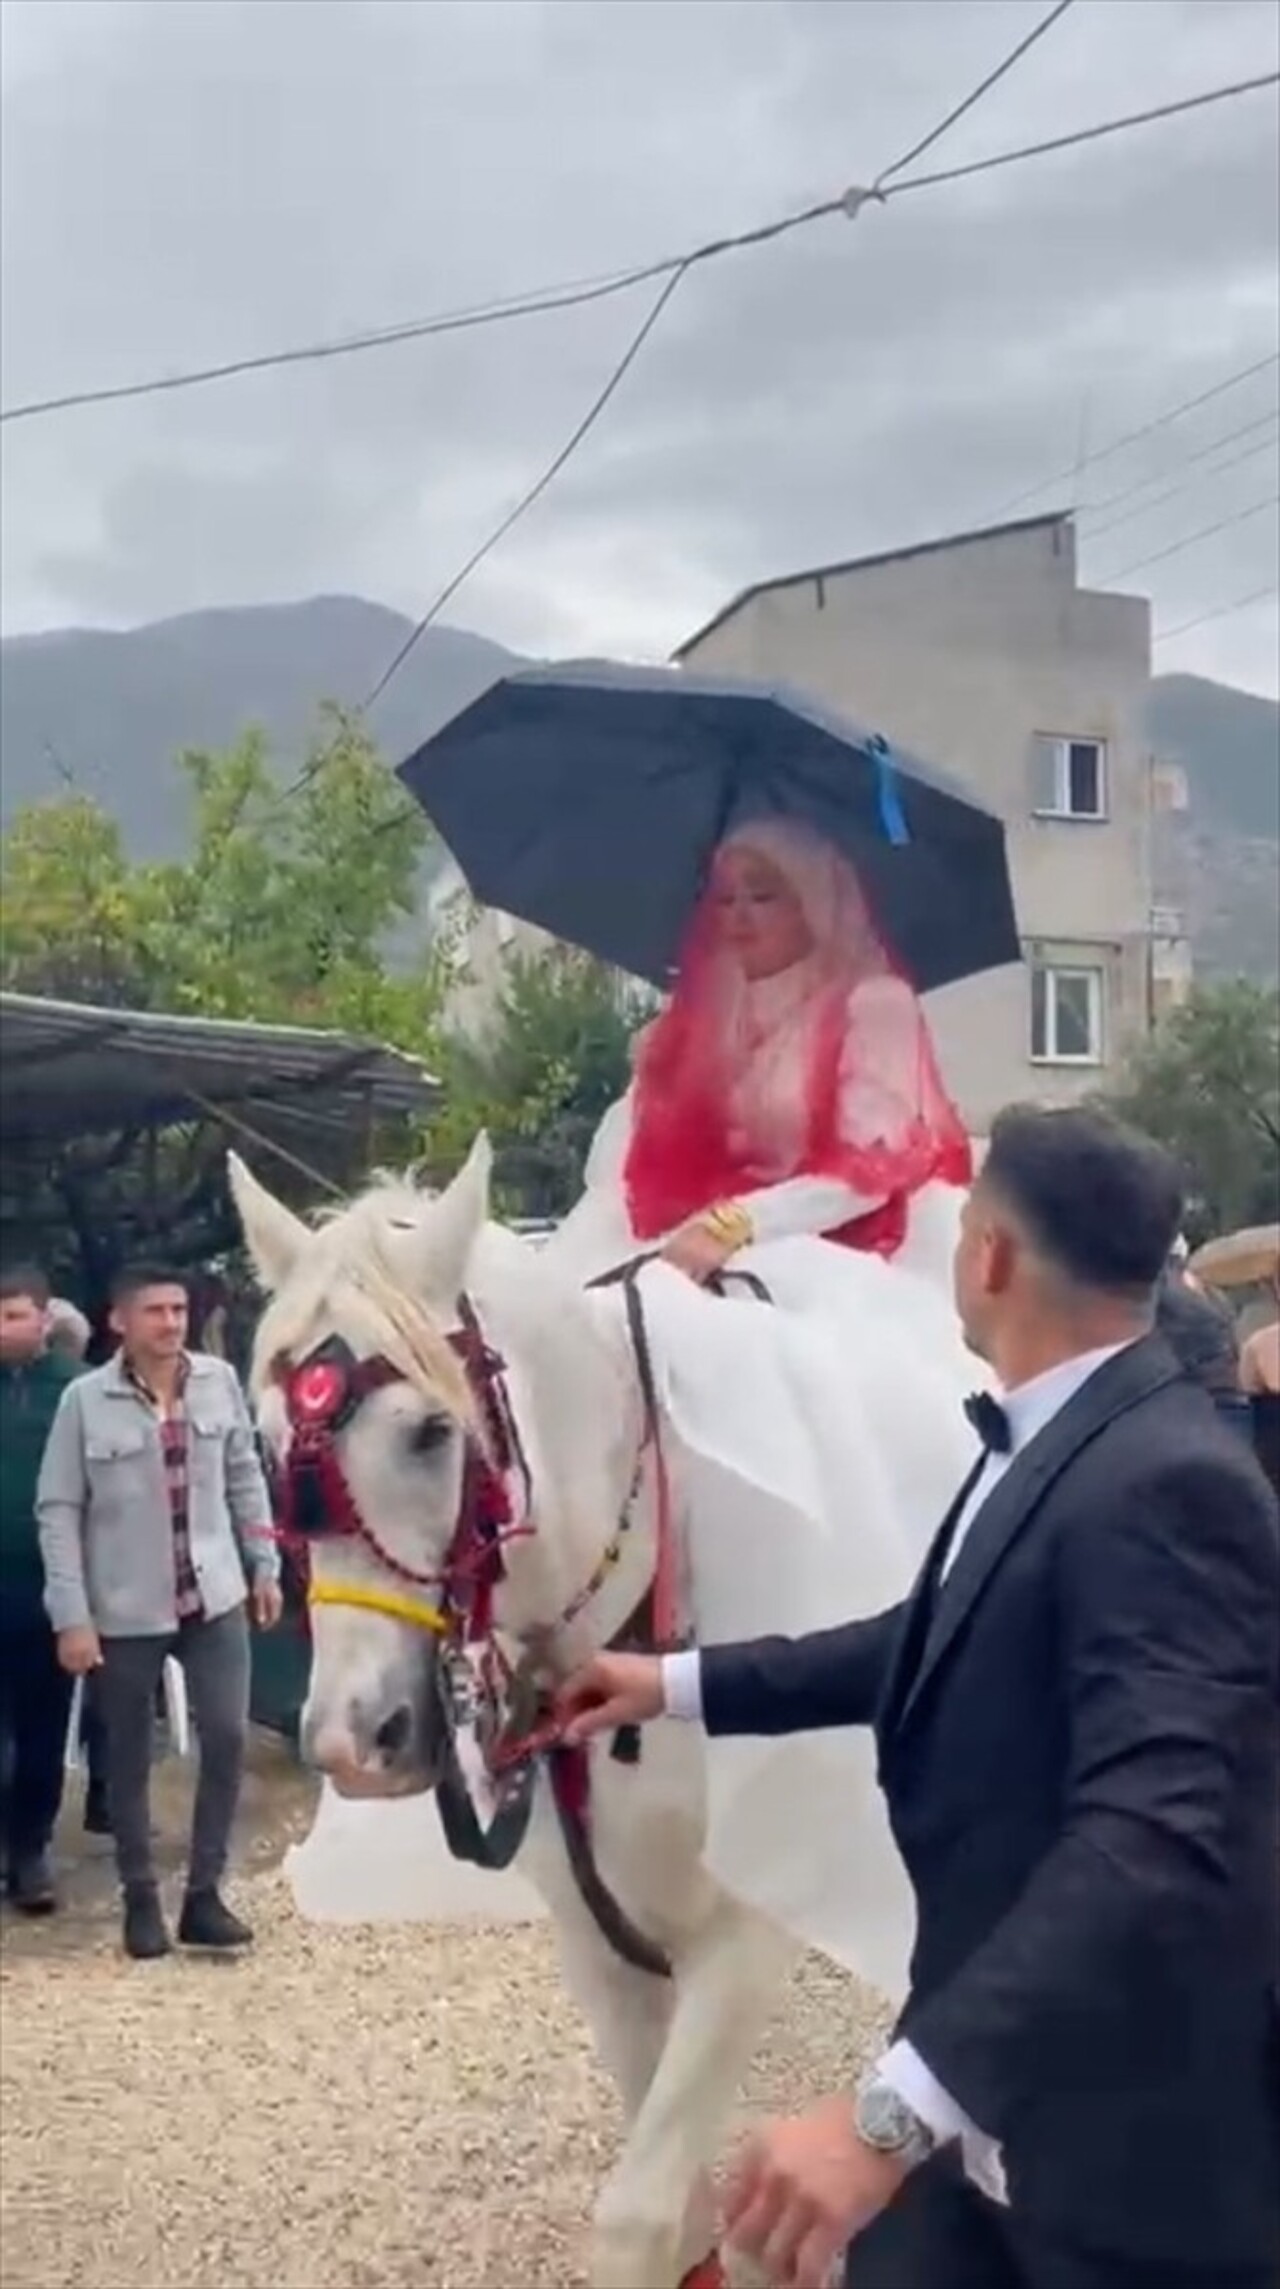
{"left": 409, "top": 1414, "right": 453, "bottom": 1458}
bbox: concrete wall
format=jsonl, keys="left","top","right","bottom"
{"left": 681, "top": 519, "right": 1158, "bottom": 1133}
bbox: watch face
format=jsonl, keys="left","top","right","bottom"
{"left": 858, "top": 2082, "right": 915, "bottom": 2153}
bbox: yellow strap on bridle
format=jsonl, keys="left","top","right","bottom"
{"left": 307, "top": 1577, "right": 448, "bottom": 1638}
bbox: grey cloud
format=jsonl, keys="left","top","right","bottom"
{"left": 1, "top": 0, "right": 1277, "bottom": 691}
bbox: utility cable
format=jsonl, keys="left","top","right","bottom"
{"left": 992, "top": 349, "right": 1280, "bottom": 520}
{"left": 4, "top": 64, "right": 1272, "bottom": 429}
{"left": 1153, "top": 583, "right": 1278, "bottom": 643}
{"left": 360, "top": 0, "right": 1081, "bottom": 721}
{"left": 1082, "top": 427, "right": 1279, "bottom": 542}
{"left": 1095, "top": 490, "right": 1280, "bottom": 584}
{"left": 1078, "top": 405, "right": 1279, "bottom": 522}
{"left": 874, "top": 0, "right": 1077, "bottom": 187}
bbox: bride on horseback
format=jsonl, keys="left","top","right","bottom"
{"left": 226, "top": 809, "right": 991, "bottom": 2287}
{"left": 556, "top": 814, "right": 971, "bottom": 1286}
{"left": 548, "top": 816, "right": 982, "bottom": 1990}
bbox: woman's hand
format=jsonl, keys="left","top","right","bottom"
{"left": 661, "top": 1219, "right": 739, "bottom": 1285}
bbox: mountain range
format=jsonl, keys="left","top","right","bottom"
{"left": 1, "top": 596, "right": 1276, "bottom": 979}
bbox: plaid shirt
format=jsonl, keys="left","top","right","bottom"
{"left": 123, "top": 1353, "right": 202, "bottom": 1621}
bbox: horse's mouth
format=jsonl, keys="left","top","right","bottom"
{"left": 323, "top": 1765, "right": 435, "bottom": 1802}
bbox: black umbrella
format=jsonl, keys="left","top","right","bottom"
{"left": 397, "top": 664, "right": 1020, "bottom": 993}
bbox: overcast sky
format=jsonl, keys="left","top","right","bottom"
{"left": 2, "top": 0, "right": 1277, "bottom": 693}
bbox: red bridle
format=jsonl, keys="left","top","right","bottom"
{"left": 272, "top": 1301, "right": 532, "bottom": 1643}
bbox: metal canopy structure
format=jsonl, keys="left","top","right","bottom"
{"left": 0, "top": 991, "right": 438, "bottom": 1159}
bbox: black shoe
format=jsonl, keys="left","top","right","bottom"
{"left": 123, "top": 1884, "right": 172, "bottom": 1960}
{"left": 83, "top": 1783, "right": 112, "bottom": 1837}
{"left": 177, "top": 1888, "right": 253, "bottom": 1951}
{"left": 9, "top": 1850, "right": 57, "bottom": 1916}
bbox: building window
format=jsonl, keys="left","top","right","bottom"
{"left": 1030, "top": 964, "right": 1104, "bottom": 1064}
{"left": 1032, "top": 736, "right": 1106, "bottom": 820}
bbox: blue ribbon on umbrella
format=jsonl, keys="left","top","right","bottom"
{"left": 868, "top": 733, "right": 910, "bottom": 846}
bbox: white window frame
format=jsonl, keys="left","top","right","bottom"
{"left": 1032, "top": 735, "right": 1107, "bottom": 821}
{"left": 1030, "top": 962, "right": 1105, "bottom": 1066}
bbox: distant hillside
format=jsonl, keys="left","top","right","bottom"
{"left": 1147, "top": 674, "right": 1280, "bottom": 842}
{"left": 0, "top": 596, "right": 520, "bottom": 858}
{"left": 1, "top": 605, "right": 1275, "bottom": 980}
{"left": 1148, "top": 674, "right": 1280, "bottom": 983}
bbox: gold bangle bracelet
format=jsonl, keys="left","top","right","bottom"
{"left": 702, "top": 1200, "right": 754, "bottom": 1251}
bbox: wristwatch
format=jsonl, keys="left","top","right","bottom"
{"left": 853, "top": 2073, "right": 937, "bottom": 2173}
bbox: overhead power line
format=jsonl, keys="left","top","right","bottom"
{"left": 874, "top": 0, "right": 1077, "bottom": 187}
{"left": 359, "top": 0, "right": 1082, "bottom": 724}
{"left": 1153, "top": 583, "right": 1279, "bottom": 644}
{"left": 1078, "top": 405, "right": 1280, "bottom": 522}
{"left": 876, "top": 68, "right": 1280, "bottom": 200}
{"left": 351, "top": 2, "right": 1102, "bottom": 742}
{"left": 285, "top": 50, "right": 1280, "bottom": 823}
{"left": 1095, "top": 490, "right": 1280, "bottom": 584}
{"left": 992, "top": 348, "right": 1280, "bottom": 519}
{"left": 3, "top": 61, "right": 1273, "bottom": 430}
{"left": 354, "top": 53, "right": 1277, "bottom": 731}
{"left": 361, "top": 265, "right": 688, "bottom": 714}
{"left": 1082, "top": 427, "right": 1280, "bottom": 542}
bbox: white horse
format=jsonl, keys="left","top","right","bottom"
{"left": 230, "top": 1138, "right": 969, "bottom": 2289}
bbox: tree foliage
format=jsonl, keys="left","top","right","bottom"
{"left": 426, "top": 944, "right": 648, "bottom": 1217}
{"left": 1, "top": 718, "right": 645, "bottom": 1294}
{"left": 1107, "top": 981, "right": 1280, "bottom": 1239}
{"left": 0, "top": 715, "right": 442, "bottom": 1308}
{"left": 1, "top": 708, "right": 438, "bottom": 1041}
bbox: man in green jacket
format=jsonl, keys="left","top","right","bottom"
{"left": 0, "top": 1265, "right": 82, "bottom": 1912}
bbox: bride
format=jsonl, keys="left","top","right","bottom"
{"left": 546, "top": 816, "right": 983, "bottom": 1990}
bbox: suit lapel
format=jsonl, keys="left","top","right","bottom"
{"left": 889, "top": 1335, "right": 1183, "bottom": 1741}
{"left": 874, "top": 1454, "right": 986, "bottom": 1744}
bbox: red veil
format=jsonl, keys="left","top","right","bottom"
{"left": 624, "top": 820, "right": 971, "bottom": 1258}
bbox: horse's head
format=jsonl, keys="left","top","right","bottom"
{"left": 229, "top": 1138, "right": 501, "bottom": 1799}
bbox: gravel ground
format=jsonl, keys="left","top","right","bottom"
{"left": 0, "top": 1743, "right": 890, "bottom": 2289}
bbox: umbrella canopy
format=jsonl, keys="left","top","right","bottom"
{"left": 397, "top": 664, "right": 1020, "bottom": 994}
{"left": 1189, "top": 1222, "right": 1280, "bottom": 1291}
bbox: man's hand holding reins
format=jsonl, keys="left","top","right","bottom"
{"left": 555, "top": 1651, "right": 666, "bottom": 1744}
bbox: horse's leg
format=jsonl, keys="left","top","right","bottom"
{"left": 542, "top": 1864, "right": 728, "bottom": 2277}
{"left": 590, "top": 1900, "right": 796, "bottom": 2289}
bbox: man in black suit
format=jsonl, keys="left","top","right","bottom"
{"left": 558, "top": 1105, "right": 1280, "bottom": 2289}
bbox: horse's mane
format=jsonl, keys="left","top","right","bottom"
{"left": 250, "top": 1173, "right": 476, "bottom": 1425}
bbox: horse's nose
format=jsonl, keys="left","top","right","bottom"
{"left": 301, "top": 1709, "right": 362, "bottom": 1773}
{"left": 373, "top": 1703, "right": 414, "bottom": 1759}
{"left": 302, "top": 1699, "right": 415, "bottom": 1774}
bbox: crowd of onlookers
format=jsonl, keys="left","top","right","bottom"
{"left": 1154, "top": 1240, "right": 1280, "bottom": 1493}
{"left": 1, "top": 1259, "right": 282, "bottom": 1959}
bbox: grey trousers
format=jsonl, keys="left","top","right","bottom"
{"left": 96, "top": 1607, "right": 250, "bottom": 1892}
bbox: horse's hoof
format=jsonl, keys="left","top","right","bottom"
{"left": 678, "top": 2256, "right": 727, "bottom": 2289}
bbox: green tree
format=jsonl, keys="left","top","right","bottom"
{"left": 0, "top": 797, "right": 155, "bottom": 1006}
{"left": 1, "top": 710, "right": 441, "bottom": 1045}
{"left": 0, "top": 715, "right": 446, "bottom": 1309}
{"left": 427, "top": 944, "right": 648, "bottom": 1217}
{"left": 1107, "top": 981, "right": 1280, "bottom": 1239}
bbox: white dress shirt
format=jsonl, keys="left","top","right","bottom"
{"left": 661, "top": 1341, "right": 1131, "bottom": 2200}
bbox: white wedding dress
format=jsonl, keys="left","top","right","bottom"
{"left": 545, "top": 970, "right": 982, "bottom": 1999}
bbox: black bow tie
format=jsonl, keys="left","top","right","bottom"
{"left": 964, "top": 1391, "right": 1013, "bottom": 1455}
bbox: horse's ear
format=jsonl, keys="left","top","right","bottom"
{"left": 410, "top": 1132, "right": 492, "bottom": 1298}
{"left": 227, "top": 1153, "right": 309, "bottom": 1293}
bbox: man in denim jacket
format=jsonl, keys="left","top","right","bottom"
{"left": 37, "top": 1262, "right": 281, "bottom": 1960}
